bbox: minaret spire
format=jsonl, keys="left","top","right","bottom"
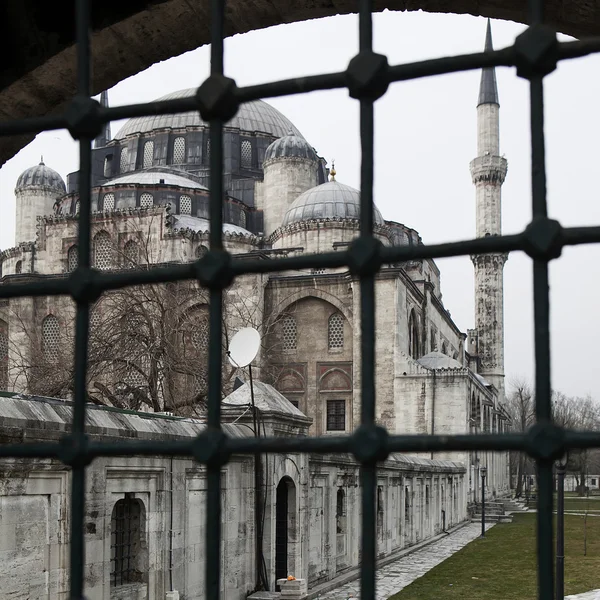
{"left": 477, "top": 19, "right": 499, "bottom": 107}
{"left": 94, "top": 90, "right": 112, "bottom": 148}
{"left": 470, "top": 18, "right": 508, "bottom": 404}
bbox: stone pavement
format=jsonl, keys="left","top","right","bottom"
{"left": 568, "top": 591, "right": 600, "bottom": 600}
{"left": 315, "top": 522, "right": 494, "bottom": 600}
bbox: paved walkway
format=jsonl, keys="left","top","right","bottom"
{"left": 316, "top": 522, "right": 494, "bottom": 600}
{"left": 568, "top": 591, "right": 600, "bottom": 600}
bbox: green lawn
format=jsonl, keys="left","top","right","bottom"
{"left": 526, "top": 495, "right": 600, "bottom": 513}
{"left": 389, "top": 513, "right": 600, "bottom": 600}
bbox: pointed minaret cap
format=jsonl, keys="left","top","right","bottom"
{"left": 94, "top": 90, "right": 112, "bottom": 148}
{"left": 477, "top": 19, "right": 499, "bottom": 107}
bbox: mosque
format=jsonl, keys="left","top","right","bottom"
{"left": 0, "top": 20, "right": 511, "bottom": 600}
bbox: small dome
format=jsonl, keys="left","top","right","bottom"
{"left": 282, "top": 181, "right": 384, "bottom": 227}
{"left": 16, "top": 160, "right": 66, "bottom": 193}
{"left": 264, "top": 132, "right": 317, "bottom": 162}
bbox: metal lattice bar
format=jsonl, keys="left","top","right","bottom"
{"left": 0, "top": 0, "right": 598, "bottom": 598}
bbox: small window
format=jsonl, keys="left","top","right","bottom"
{"left": 93, "top": 231, "right": 113, "bottom": 271}
{"left": 42, "top": 315, "right": 60, "bottom": 363}
{"left": 592, "top": 478, "right": 597, "bottom": 486}
{"left": 328, "top": 313, "right": 344, "bottom": 350}
{"left": 336, "top": 489, "right": 346, "bottom": 534}
{"left": 326, "top": 399, "right": 345, "bottom": 431}
{"left": 67, "top": 245, "right": 79, "bottom": 272}
{"left": 289, "top": 399, "right": 299, "bottom": 409}
{"left": 441, "top": 341, "right": 447, "bottom": 355}
{"left": 140, "top": 193, "right": 154, "bottom": 208}
{"left": 241, "top": 139, "right": 252, "bottom": 169}
{"left": 75, "top": 200, "right": 80, "bottom": 215}
{"left": 119, "top": 147, "right": 129, "bottom": 173}
{"left": 15, "top": 261, "right": 22, "bottom": 274}
{"left": 180, "top": 195, "right": 192, "bottom": 215}
{"left": 173, "top": 137, "right": 186, "bottom": 164}
{"left": 430, "top": 328, "right": 436, "bottom": 352}
{"left": 405, "top": 488, "right": 410, "bottom": 522}
{"left": 240, "top": 210, "right": 247, "bottom": 229}
{"left": 312, "top": 268, "right": 326, "bottom": 275}
{"left": 123, "top": 240, "right": 140, "bottom": 267}
{"left": 196, "top": 245, "right": 208, "bottom": 259}
{"left": 143, "top": 141, "right": 154, "bottom": 168}
{"left": 377, "top": 486, "right": 384, "bottom": 513}
{"left": 206, "top": 138, "right": 211, "bottom": 163}
{"left": 103, "top": 193, "right": 115, "bottom": 211}
{"left": 282, "top": 315, "right": 297, "bottom": 351}
{"left": 111, "top": 496, "right": 144, "bottom": 587}
{"left": 104, "top": 154, "right": 113, "bottom": 178}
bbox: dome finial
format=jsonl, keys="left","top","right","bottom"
{"left": 40, "top": 155, "right": 44, "bottom": 165}
{"left": 330, "top": 159, "right": 336, "bottom": 182}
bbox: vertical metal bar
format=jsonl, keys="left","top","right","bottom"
{"left": 556, "top": 463, "right": 565, "bottom": 600}
{"left": 70, "top": 1, "right": 93, "bottom": 597}
{"left": 206, "top": 1, "right": 225, "bottom": 600}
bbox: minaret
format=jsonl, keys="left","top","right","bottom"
{"left": 94, "top": 90, "right": 111, "bottom": 148}
{"left": 470, "top": 20, "right": 508, "bottom": 402}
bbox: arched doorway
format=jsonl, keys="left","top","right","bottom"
{"left": 275, "top": 477, "right": 297, "bottom": 588}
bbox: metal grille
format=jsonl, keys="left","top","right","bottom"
{"left": 180, "top": 194, "right": 192, "bottom": 215}
{"left": 75, "top": 200, "right": 80, "bottom": 214}
{"left": 120, "top": 147, "right": 129, "bottom": 173}
{"left": 0, "top": 326, "right": 8, "bottom": 390}
{"left": 241, "top": 139, "right": 252, "bottom": 169}
{"left": 42, "top": 315, "right": 60, "bottom": 363}
{"left": 103, "top": 193, "right": 115, "bottom": 211}
{"left": 173, "top": 136, "right": 186, "bottom": 164}
{"left": 327, "top": 399, "right": 346, "bottom": 431}
{"left": 240, "top": 209, "right": 246, "bottom": 229}
{"left": 123, "top": 240, "right": 140, "bottom": 266}
{"left": 191, "top": 318, "right": 210, "bottom": 351}
{"left": 196, "top": 244, "right": 208, "bottom": 258}
{"left": 67, "top": 245, "right": 79, "bottom": 272}
{"left": 140, "top": 193, "right": 154, "bottom": 208}
{"left": 143, "top": 141, "right": 154, "bottom": 168}
{"left": 281, "top": 315, "right": 297, "bottom": 351}
{"left": 1, "top": 2, "right": 600, "bottom": 599}
{"left": 110, "top": 496, "right": 142, "bottom": 587}
{"left": 93, "top": 231, "right": 113, "bottom": 271}
{"left": 328, "top": 312, "right": 344, "bottom": 349}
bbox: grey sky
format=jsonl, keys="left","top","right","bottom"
{"left": 0, "top": 12, "right": 598, "bottom": 399}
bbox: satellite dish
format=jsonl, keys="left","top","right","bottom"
{"left": 228, "top": 327, "right": 260, "bottom": 368}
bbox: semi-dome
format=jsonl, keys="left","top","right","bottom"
{"left": 99, "top": 171, "right": 208, "bottom": 190}
{"left": 264, "top": 132, "right": 317, "bottom": 162}
{"left": 115, "top": 90, "right": 304, "bottom": 140}
{"left": 15, "top": 160, "right": 66, "bottom": 192}
{"left": 417, "top": 352, "right": 463, "bottom": 370}
{"left": 282, "top": 180, "right": 384, "bottom": 227}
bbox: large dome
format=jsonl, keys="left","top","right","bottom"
{"left": 282, "top": 181, "right": 384, "bottom": 227}
{"left": 16, "top": 160, "right": 66, "bottom": 192}
{"left": 115, "top": 89, "right": 304, "bottom": 140}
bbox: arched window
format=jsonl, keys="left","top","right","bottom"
{"left": 110, "top": 496, "right": 145, "bottom": 587}
{"left": 206, "top": 137, "right": 211, "bottom": 163}
{"left": 140, "top": 193, "right": 154, "bottom": 208}
{"left": 103, "top": 193, "right": 115, "bottom": 211}
{"left": 408, "top": 310, "right": 420, "bottom": 358}
{"left": 282, "top": 315, "right": 297, "bottom": 351}
{"left": 15, "top": 261, "right": 22, "bottom": 274}
{"left": 195, "top": 245, "right": 208, "bottom": 259}
{"left": 143, "top": 141, "right": 154, "bottom": 168}
{"left": 119, "top": 147, "right": 129, "bottom": 173}
{"left": 67, "top": 245, "right": 79, "bottom": 272}
{"left": 42, "top": 315, "right": 60, "bottom": 363}
{"left": 179, "top": 195, "right": 192, "bottom": 215}
{"left": 93, "top": 231, "right": 113, "bottom": 271}
{"left": 75, "top": 200, "right": 80, "bottom": 215}
{"left": 103, "top": 154, "right": 113, "bottom": 178}
{"left": 241, "top": 140, "right": 252, "bottom": 169}
{"left": 123, "top": 240, "right": 140, "bottom": 267}
{"left": 240, "top": 210, "right": 247, "bottom": 229}
{"left": 190, "top": 315, "right": 210, "bottom": 352}
{"left": 173, "top": 137, "right": 186, "bottom": 164}
{"left": 430, "top": 328, "right": 436, "bottom": 352}
{"left": 441, "top": 341, "right": 448, "bottom": 355}
{"left": 328, "top": 312, "right": 344, "bottom": 350}
{"left": 0, "top": 320, "right": 8, "bottom": 390}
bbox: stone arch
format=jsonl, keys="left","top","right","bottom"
{"left": 319, "top": 367, "right": 352, "bottom": 391}
{"left": 272, "top": 288, "right": 352, "bottom": 325}
{"left": 408, "top": 308, "right": 420, "bottom": 359}
{"left": 1, "top": 2, "right": 598, "bottom": 166}
{"left": 276, "top": 367, "right": 305, "bottom": 393}
{"left": 275, "top": 476, "right": 298, "bottom": 587}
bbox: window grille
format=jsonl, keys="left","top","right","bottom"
{"left": 90, "top": 305, "right": 101, "bottom": 331}
{"left": 206, "top": 137, "right": 210, "bottom": 162}
{"left": 93, "top": 231, "right": 113, "bottom": 271}
{"left": 328, "top": 312, "right": 344, "bottom": 349}
{"left": 0, "top": 325, "right": 8, "bottom": 390}
{"left": 67, "top": 245, "right": 79, "bottom": 272}
{"left": 312, "top": 267, "right": 326, "bottom": 274}
{"left": 241, "top": 139, "right": 252, "bottom": 169}
{"left": 196, "top": 244, "right": 208, "bottom": 258}
{"left": 42, "top": 315, "right": 60, "bottom": 363}
{"left": 1, "top": 2, "right": 599, "bottom": 599}
{"left": 140, "top": 193, "right": 154, "bottom": 208}
{"left": 281, "top": 315, "right": 297, "bottom": 351}
{"left": 111, "top": 496, "right": 143, "bottom": 587}
{"left": 123, "top": 240, "right": 140, "bottom": 267}
{"left": 239, "top": 209, "right": 246, "bottom": 229}
{"left": 119, "top": 147, "right": 129, "bottom": 173}
{"left": 143, "top": 141, "right": 154, "bottom": 168}
{"left": 103, "top": 193, "right": 115, "bottom": 211}
{"left": 15, "top": 261, "right": 22, "bottom": 274}
{"left": 191, "top": 316, "right": 210, "bottom": 351}
{"left": 180, "top": 195, "right": 192, "bottom": 215}
{"left": 173, "top": 137, "right": 186, "bottom": 164}
{"left": 326, "top": 399, "right": 345, "bottom": 431}
{"left": 75, "top": 200, "right": 80, "bottom": 214}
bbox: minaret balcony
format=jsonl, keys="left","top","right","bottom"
{"left": 469, "top": 155, "right": 508, "bottom": 184}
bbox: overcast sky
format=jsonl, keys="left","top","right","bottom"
{"left": 0, "top": 11, "right": 598, "bottom": 399}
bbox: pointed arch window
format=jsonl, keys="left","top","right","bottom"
{"left": 282, "top": 315, "right": 297, "bottom": 351}
{"left": 241, "top": 140, "right": 252, "bottom": 169}
{"left": 239, "top": 210, "right": 247, "bottom": 229}
{"left": 179, "top": 195, "right": 192, "bottom": 215}
{"left": 15, "top": 261, "right": 22, "bottom": 274}
{"left": 103, "top": 193, "right": 115, "bottom": 211}
{"left": 408, "top": 310, "right": 420, "bottom": 358}
{"left": 119, "top": 147, "right": 129, "bottom": 173}
{"left": 67, "top": 245, "right": 79, "bottom": 272}
{"left": 140, "top": 193, "right": 154, "bottom": 208}
{"left": 75, "top": 200, "right": 81, "bottom": 215}
{"left": 173, "top": 137, "right": 186, "bottom": 164}
{"left": 328, "top": 312, "right": 344, "bottom": 350}
{"left": 42, "top": 315, "right": 60, "bottom": 363}
{"left": 143, "top": 141, "right": 154, "bottom": 168}
{"left": 93, "top": 231, "right": 113, "bottom": 271}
